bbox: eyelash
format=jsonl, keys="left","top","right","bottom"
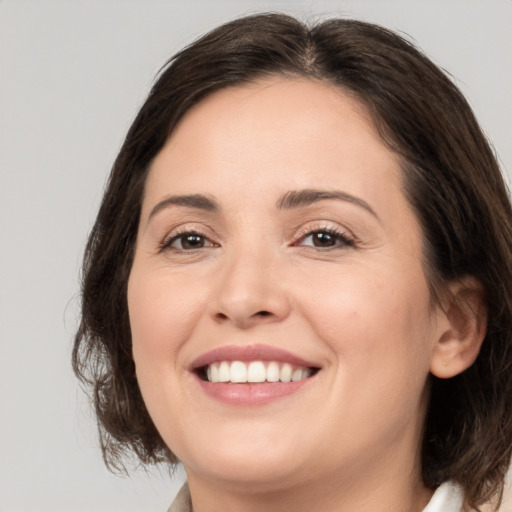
{"left": 159, "top": 229, "right": 217, "bottom": 252}
{"left": 294, "top": 226, "right": 355, "bottom": 250}
{"left": 159, "top": 226, "right": 355, "bottom": 253}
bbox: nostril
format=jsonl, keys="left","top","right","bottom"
{"left": 212, "top": 309, "right": 278, "bottom": 326}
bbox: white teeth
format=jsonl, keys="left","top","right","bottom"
{"left": 280, "top": 363, "right": 292, "bottom": 383}
{"left": 266, "top": 361, "right": 280, "bottom": 382}
{"left": 291, "top": 368, "right": 303, "bottom": 382}
{"left": 218, "top": 361, "right": 230, "bottom": 382}
{"left": 211, "top": 363, "right": 219, "bottom": 383}
{"left": 292, "top": 368, "right": 312, "bottom": 381}
{"left": 247, "top": 361, "right": 266, "bottom": 382}
{"left": 204, "top": 360, "right": 313, "bottom": 383}
{"left": 230, "top": 361, "right": 247, "bottom": 383}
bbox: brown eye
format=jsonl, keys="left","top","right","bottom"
{"left": 299, "top": 230, "right": 354, "bottom": 249}
{"left": 311, "top": 232, "right": 336, "bottom": 247}
{"left": 163, "top": 232, "right": 214, "bottom": 251}
{"left": 179, "top": 234, "right": 206, "bottom": 249}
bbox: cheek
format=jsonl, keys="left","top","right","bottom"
{"left": 127, "top": 267, "right": 208, "bottom": 446}
{"left": 297, "top": 262, "right": 435, "bottom": 392}
{"left": 128, "top": 268, "right": 203, "bottom": 375}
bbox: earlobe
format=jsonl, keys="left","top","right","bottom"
{"left": 430, "top": 277, "right": 487, "bottom": 379}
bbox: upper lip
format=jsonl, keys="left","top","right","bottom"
{"left": 190, "top": 344, "right": 320, "bottom": 370}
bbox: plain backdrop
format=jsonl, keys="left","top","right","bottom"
{"left": 1, "top": 1, "right": 511, "bottom": 511}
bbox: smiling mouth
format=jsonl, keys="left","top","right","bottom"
{"left": 198, "top": 360, "right": 319, "bottom": 384}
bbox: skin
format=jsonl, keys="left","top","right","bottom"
{"left": 128, "top": 78, "right": 484, "bottom": 512}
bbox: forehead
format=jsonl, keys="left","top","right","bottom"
{"left": 145, "top": 77, "right": 403, "bottom": 201}
{"left": 159, "top": 78, "right": 382, "bottom": 164}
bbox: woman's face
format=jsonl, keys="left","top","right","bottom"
{"left": 128, "top": 78, "right": 443, "bottom": 491}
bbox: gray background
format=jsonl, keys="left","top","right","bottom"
{"left": 1, "top": 1, "right": 511, "bottom": 511}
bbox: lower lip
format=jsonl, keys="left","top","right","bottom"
{"left": 195, "top": 375, "right": 313, "bottom": 406}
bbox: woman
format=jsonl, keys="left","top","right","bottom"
{"left": 73, "top": 13, "right": 512, "bottom": 512}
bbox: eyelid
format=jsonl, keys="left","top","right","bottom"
{"left": 292, "top": 222, "right": 356, "bottom": 249}
{"left": 159, "top": 224, "right": 219, "bottom": 252}
{"left": 293, "top": 221, "right": 355, "bottom": 241}
{"left": 157, "top": 220, "right": 356, "bottom": 253}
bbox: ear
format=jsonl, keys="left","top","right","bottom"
{"left": 430, "top": 277, "right": 487, "bottom": 379}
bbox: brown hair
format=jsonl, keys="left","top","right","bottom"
{"left": 73, "top": 13, "right": 512, "bottom": 510}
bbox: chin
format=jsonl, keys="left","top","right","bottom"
{"left": 177, "top": 427, "right": 312, "bottom": 490}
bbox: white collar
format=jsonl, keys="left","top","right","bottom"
{"left": 422, "top": 481, "right": 464, "bottom": 512}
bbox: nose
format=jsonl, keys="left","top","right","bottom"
{"left": 210, "top": 247, "right": 291, "bottom": 329}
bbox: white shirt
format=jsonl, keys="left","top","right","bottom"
{"left": 423, "top": 481, "right": 464, "bottom": 512}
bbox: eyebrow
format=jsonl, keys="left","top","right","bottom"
{"left": 276, "top": 189, "right": 378, "bottom": 218}
{"left": 148, "top": 194, "right": 219, "bottom": 221}
{"left": 146, "top": 188, "right": 378, "bottom": 223}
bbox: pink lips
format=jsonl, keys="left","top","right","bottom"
{"left": 190, "top": 344, "right": 318, "bottom": 370}
{"left": 190, "top": 344, "right": 319, "bottom": 406}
